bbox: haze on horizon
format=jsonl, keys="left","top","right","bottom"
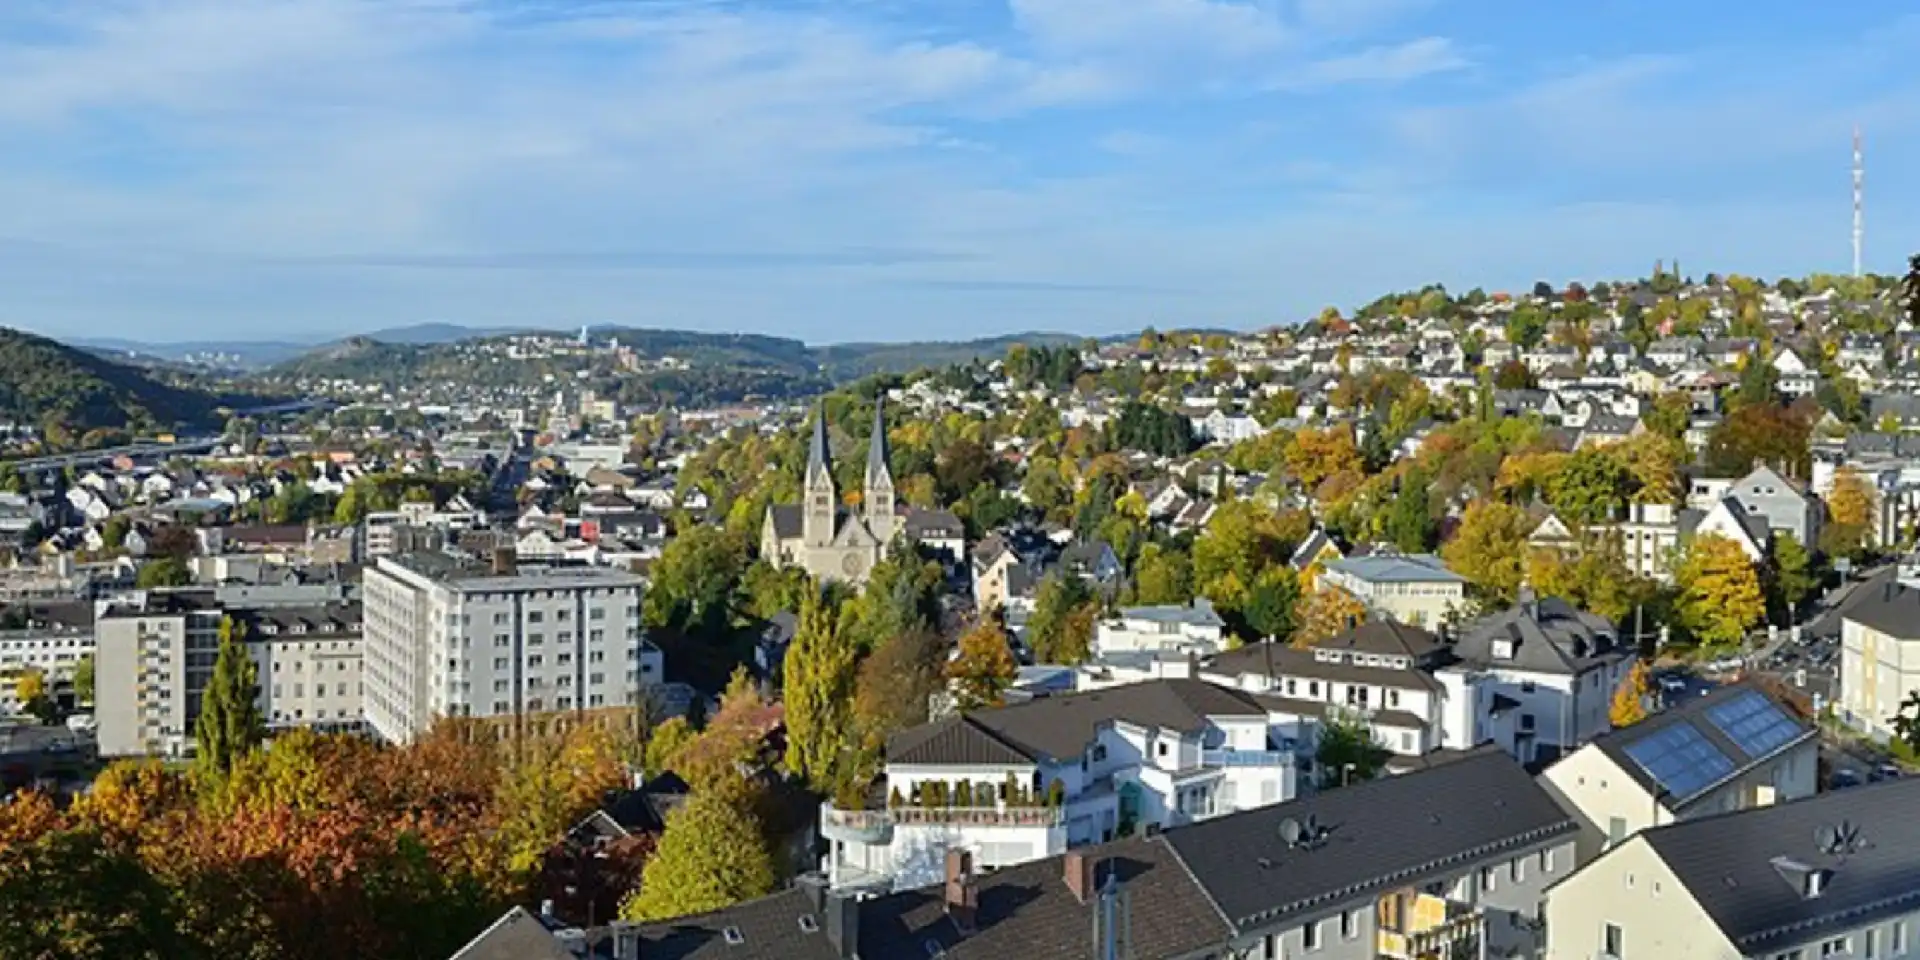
{"left": 0, "top": 0, "right": 1916, "bottom": 345}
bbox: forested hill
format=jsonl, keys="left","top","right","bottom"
{"left": 0, "top": 327, "right": 243, "bottom": 436}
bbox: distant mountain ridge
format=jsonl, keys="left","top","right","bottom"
{"left": 0, "top": 327, "right": 250, "bottom": 434}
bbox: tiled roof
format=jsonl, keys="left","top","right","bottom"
{"left": 890, "top": 679, "right": 1267, "bottom": 766}
{"left": 1163, "top": 747, "right": 1575, "bottom": 934}
{"left": 1642, "top": 777, "right": 1920, "bottom": 955}
{"left": 448, "top": 907, "right": 578, "bottom": 960}
{"left": 1203, "top": 642, "right": 1444, "bottom": 693}
{"left": 636, "top": 887, "right": 845, "bottom": 960}
{"left": 1450, "top": 596, "right": 1621, "bottom": 676}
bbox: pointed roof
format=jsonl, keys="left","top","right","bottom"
{"left": 866, "top": 396, "right": 890, "bottom": 483}
{"left": 806, "top": 404, "right": 831, "bottom": 483}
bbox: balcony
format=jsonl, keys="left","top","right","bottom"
{"left": 1203, "top": 748, "right": 1292, "bottom": 768}
{"left": 1376, "top": 889, "right": 1484, "bottom": 960}
{"left": 820, "top": 802, "right": 1066, "bottom": 844}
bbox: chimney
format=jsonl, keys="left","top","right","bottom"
{"left": 944, "top": 849, "right": 978, "bottom": 931}
{"left": 540, "top": 899, "right": 555, "bottom": 919}
{"left": 824, "top": 892, "right": 860, "bottom": 960}
{"left": 798, "top": 873, "right": 829, "bottom": 918}
{"left": 1064, "top": 850, "right": 1098, "bottom": 905}
{"left": 492, "top": 546, "right": 517, "bottom": 576}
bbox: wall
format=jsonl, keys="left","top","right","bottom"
{"left": 1842, "top": 617, "right": 1920, "bottom": 738}
{"left": 1536, "top": 747, "right": 1674, "bottom": 865}
{"left": 1543, "top": 836, "right": 1736, "bottom": 960}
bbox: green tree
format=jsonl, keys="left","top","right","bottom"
{"left": 73, "top": 654, "right": 95, "bottom": 705}
{"left": 101, "top": 514, "right": 132, "bottom": 551}
{"left": 1316, "top": 712, "right": 1389, "bottom": 788}
{"left": 642, "top": 527, "right": 748, "bottom": 637}
{"left": 134, "top": 557, "right": 192, "bottom": 589}
{"left": 1027, "top": 572, "right": 1097, "bottom": 665}
{"left": 644, "top": 716, "right": 699, "bottom": 779}
{"left": 782, "top": 593, "right": 859, "bottom": 790}
{"left": 194, "top": 616, "right": 265, "bottom": 781}
{"left": 1506, "top": 304, "right": 1548, "bottom": 349}
{"left": 621, "top": 792, "right": 774, "bottom": 922}
{"left": 1546, "top": 447, "right": 1631, "bottom": 525}
{"left": 1242, "top": 567, "right": 1301, "bottom": 642}
{"left": 1132, "top": 543, "right": 1193, "bottom": 606}
{"left": 1380, "top": 466, "right": 1437, "bottom": 552}
{"left": 1769, "top": 532, "right": 1817, "bottom": 621}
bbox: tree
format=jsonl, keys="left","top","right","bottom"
{"left": 1610, "top": 661, "right": 1651, "bottom": 727}
{"left": 642, "top": 526, "right": 747, "bottom": 637}
{"left": 946, "top": 618, "right": 1018, "bottom": 711}
{"left": 1893, "top": 690, "right": 1920, "bottom": 754}
{"left": 72, "top": 654, "right": 94, "bottom": 705}
{"left": 1380, "top": 466, "right": 1438, "bottom": 552}
{"left": 1292, "top": 587, "right": 1368, "bottom": 648}
{"left": 1642, "top": 392, "right": 1692, "bottom": 441}
{"left": 1546, "top": 447, "right": 1631, "bottom": 525}
{"left": 853, "top": 629, "right": 943, "bottom": 750}
{"left": 1769, "top": 533, "right": 1818, "bottom": 621}
{"left": 1027, "top": 572, "right": 1096, "bottom": 665}
{"left": 1315, "top": 712, "right": 1389, "bottom": 788}
{"left": 1492, "top": 359, "right": 1535, "bottom": 390}
{"left": 1132, "top": 543, "right": 1193, "bottom": 606}
{"left": 644, "top": 716, "right": 699, "bottom": 779}
{"left": 1506, "top": 303, "right": 1548, "bottom": 349}
{"left": 621, "top": 792, "right": 774, "bottom": 922}
{"left": 1675, "top": 535, "right": 1765, "bottom": 648}
{"left": 100, "top": 514, "right": 132, "bottom": 551}
{"left": 1823, "top": 466, "right": 1877, "bottom": 560}
{"left": 1242, "top": 567, "right": 1301, "bottom": 642}
{"left": 782, "top": 592, "right": 859, "bottom": 790}
{"left": 1285, "top": 426, "right": 1361, "bottom": 490}
{"left": 1706, "top": 404, "right": 1811, "bottom": 478}
{"left": 1441, "top": 500, "right": 1532, "bottom": 604}
{"left": 194, "top": 616, "right": 264, "bottom": 781}
{"left": 135, "top": 556, "right": 192, "bottom": 589}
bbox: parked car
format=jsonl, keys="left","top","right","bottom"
{"left": 1831, "top": 769, "right": 1864, "bottom": 790}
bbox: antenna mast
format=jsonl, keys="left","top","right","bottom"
{"left": 1853, "top": 125, "right": 1864, "bottom": 278}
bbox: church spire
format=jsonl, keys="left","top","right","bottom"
{"left": 806, "top": 403, "right": 832, "bottom": 485}
{"left": 803, "top": 404, "right": 836, "bottom": 547}
{"left": 866, "top": 396, "right": 891, "bottom": 487}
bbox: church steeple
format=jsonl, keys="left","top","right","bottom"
{"left": 864, "top": 396, "right": 896, "bottom": 545}
{"left": 803, "top": 404, "right": 836, "bottom": 547}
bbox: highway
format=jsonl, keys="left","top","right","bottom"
{"left": 3, "top": 437, "right": 221, "bottom": 472}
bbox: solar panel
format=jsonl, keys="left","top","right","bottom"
{"left": 1622, "top": 724, "right": 1736, "bottom": 800}
{"left": 1705, "top": 690, "right": 1803, "bottom": 760}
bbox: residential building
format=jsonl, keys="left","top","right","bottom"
{"left": 1838, "top": 579, "right": 1920, "bottom": 737}
{"left": 1545, "top": 778, "right": 1920, "bottom": 960}
{"left": 360, "top": 551, "right": 660, "bottom": 745}
{"left": 1319, "top": 553, "right": 1467, "bottom": 627}
{"left": 94, "top": 590, "right": 366, "bottom": 757}
{"left": 1447, "top": 594, "right": 1632, "bottom": 766}
{"left": 566, "top": 747, "right": 1574, "bottom": 960}
{"left": 1538, "top": 681, "right": 1818, "bottom": 862}
{"left": 820, "top": 678, "right": 1299, "bottom": 894}
{"left": 1725, "top": 464, "right": 1823, "bottom": 549}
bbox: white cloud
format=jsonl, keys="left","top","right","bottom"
{"left": 1273, "top": 36, "right": 1467, "bottom": 88}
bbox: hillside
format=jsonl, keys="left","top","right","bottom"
{"left": 0, "top": 327, "right": 241, "bottom": 433}
{"left": 264, "top": 327, "right": 1084, "bottom": 388}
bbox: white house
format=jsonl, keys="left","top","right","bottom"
{"left": 1445, "top": 595, "right": 1633, "bottom": 767}
{"left": 1319, "top": 553, "right": 1467, "bottom": 628}
{"left": 820, "top": 678, "right": 1299, "bottom": 894}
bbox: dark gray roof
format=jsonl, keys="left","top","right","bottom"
{"left": 1309, "top": 620, "right": 1441, "bottom": 659}
{"left": 858, "top": 833, "right": 1231, "bottom": 960}
{"left": 1450, "top": 596, "right": 1622, "bottom": 676}
{"left": 1642, "top": 777, "right": 1920, "bottom": 954}
{"left": 867, "top": 397, "right": 890, "bottom": 484}
{"left": 1204, "top": 641, "right": 1445, "bottom": 693}
{"left": 767, "top": 504, "right": 802, "bottom": 539}
{"left": 1840, "top": 578, "right": 1920, "bottom": 640}
{"left": 636, "top": 887, "right": 845, "bottom": 960}
{"left": 890, "top": 679, "right": 1267, "bottom": 765}
{"left": 1588, "top": 680, "right": 1814, "bottom": 809}
{"left": 448, "top": 907, "right": 578, "bottom": 960}
{"left": 1163, "top": 747, "right": 1575, "bottom": 934}
{"left": 806, "top": 405, "right": 831, "bottom": 485}
{"left": 903, "top": 508, "right": 964, "bottom": 538}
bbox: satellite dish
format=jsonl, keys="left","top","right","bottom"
{"left": 1301, "top": 814, "right": 1323, "bottom": 841}
{"left": 1279, "top": 818, "right": 1303, "bottom": 847}
{"left": 1816, "top": 825, "right": 1843, "bottom": 856}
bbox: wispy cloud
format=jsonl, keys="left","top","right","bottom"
{"left": 1273, "top": 36, "right": 1467, "bottom": 88}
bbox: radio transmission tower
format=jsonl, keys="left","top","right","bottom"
{"left": 1853, "top": 125, "right": 1864, "bottom": 278}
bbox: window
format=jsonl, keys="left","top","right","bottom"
{"left": 1510, "top": 857, "right": 1524, "bottom": 883}
{"left": 1602, "top": 923, "right": 1623, "bottom": 959}
{"left": 1896, "top": 921, "right": 1908, "bottom": 955}
{"left": 1157, "top": 742, "right": 1168, "bottom": 757}
{"left": 1607, "top": 817, "right": 1627, "bottom": 847}
{"left": 527, "top": 611, "right": 543, "bottom": 623}
{"left": 1480, "top": 867, "right": 1496, "bottom": 892}
{"left": 1539, "top": 849, "right": 1553, "bottom": 873}
{"left": 1340, "top": 909, "right": 1357, "bottom": 940}
{"left": 1865, "top": 928, "right": 1878, "bottom": 959}
{"left": 1823, "top": 938, "right": 1852, "bottom": 957}
{"left": 1301, "top": 919, "right": 1320, "bottom": 950}
{"left": 1520, "top": 680, "right": 1536, "bottom": 693}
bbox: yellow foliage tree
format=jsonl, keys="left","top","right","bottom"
{"left": 1675, "top": 534, "right": 1765, "bottom": 648}
{"left": 1823, "top": 466, "right": 1878, "bottom": 559}
{"left": 1286, "top": 426, "right": 1361, "bottom": 490}
{"left": 13, "top": 667, "right": 46, "bottom": 706}
{"left": 1610, "top": 661, "right": 1651, "bottom": 727}
{"left": 1441, "top": 500, "right": 1533, "bottom": 604}
{"left": 1291, "top": 586, "right": 1368, "bottom": 649}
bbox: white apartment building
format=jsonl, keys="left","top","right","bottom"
{"left": 1448, "top": 595, "right": 1631, "bottom": 767}
{"left": 821, "top": 678, "right": 1299, "bottom": 894}
{"left": 1319, "top": 553, "right": 1467, "bottom": 628}
{"left": 94, "top": 590, "right": 365, "bottom": 757}
{"left": 361, "top": 551, "right": 662, "bottom": 745}
{"left": 1838, "top": 578, "right": 1920, "bottom": 738}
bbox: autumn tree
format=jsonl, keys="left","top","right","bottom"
{"left": 1610, "top": 661, "right": 1651, "bottom": 727}
{"left": 73, "top": 654, "right": 95, "bottom": 705}
{"left": 1706, "top": 404, "right": 1811, "bottom": 478}
{"left": 1441, "top": 500, "right": 1532, "bottom": 605}
{"left": 1675, "top": 534, "right": 1765, "bottom": 648}
{"left": 783, "top": 592, "right": 859, "bottom": 790}
{"left": 643, "top": 716, "right": 699, "bottom": 779}
{"left": 853, "top": 629, "right": 943, "bottom": 750}
{"left": 1822, "top": 466, "right": 1877, "bottom": 560}
{"left": 1027, "top": 572, "right": 1097, "bottom": 665}
{"left": 620, "top": 792, "right": 774, "bottom": 922}
{"left": 1285, "top": 426, "right": 1361, "bottom": 490}
{"left": 1546, "top": 446, "right": 1632, "bottom": 525}
{"left": 195, "top": 616, "right": 263, "bottom": 782}
{"left": 1291, "top": 586, "right": 1368, "bottom": 648}
{"left": 1131, "top": 543, "right": 1194, "bottom": 606}
{"left": 946, "top": 618, "right": 1018, "bottom": 711}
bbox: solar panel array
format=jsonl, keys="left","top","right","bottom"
{"left": 1622, "top": 724, "right": 1736, "bottom": 800}
{"left": 1705, "top": 690, "right": 1804, "bottom": 760}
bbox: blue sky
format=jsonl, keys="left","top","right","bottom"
{"left": 0, "top": 0, "right": 1916, "bottom": 345}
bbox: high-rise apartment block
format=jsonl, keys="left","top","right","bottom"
{"left": 361, "top": 551, "right": 662, "bottom": 744}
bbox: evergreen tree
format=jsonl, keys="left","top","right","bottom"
{"left": 194, "top": 616, "right": 264, "bottom": 781}
{"left": 782, "top": 592, "right": 858, "bottom": 790}
{"left": 621, "top": 792, "right": 774, "bottom": 922}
